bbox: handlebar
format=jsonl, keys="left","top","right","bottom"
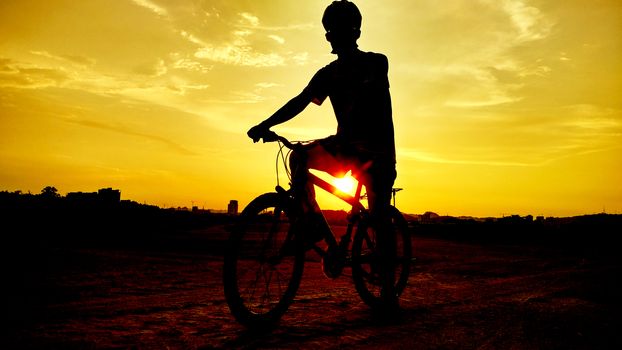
{"left": 260, "top": 131, "right": 296, "bottom": 150}
{"left": 256, "top": 130, "right": 370, "bottom": 186}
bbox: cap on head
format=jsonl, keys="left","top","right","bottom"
{"left": 322, "top": 0, "right": 362, "bottom": 32}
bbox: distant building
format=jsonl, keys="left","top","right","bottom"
{"left": 421, "top": 211, "right": 439, "bottom": 224}
{"left": 98, "top": 188, "right": 121, "bottom": 203}
{"left": 66, "top": 188, "right": 120, "bottom": 206}
{"left": 66, "top": 191, "right": 98, "bottom": 202}
{"left": 228, "top": 200, "right": 238, "bottom": 215}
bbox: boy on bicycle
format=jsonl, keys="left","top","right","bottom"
{"left": 247, "top": 0, "right": 399, "bottom": 311}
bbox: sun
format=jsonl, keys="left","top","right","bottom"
{"left": 333, "top": 172, "right": 357, "bottom": 194}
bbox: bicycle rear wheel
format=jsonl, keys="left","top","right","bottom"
{"left": 223, "top": 192, "right": 305, "bottom": 328}
{"left": 351, "top": 206, "right": 412, "bottom": 310}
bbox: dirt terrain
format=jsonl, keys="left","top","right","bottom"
{"left": 5, "top": 226, "right": 621, "bottom": 349}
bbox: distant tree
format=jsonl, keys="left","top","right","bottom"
{"left": 41, "top": 186, "right": 60, "bottom": 198}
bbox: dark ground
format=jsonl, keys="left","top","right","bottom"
{"left": 3, "top": 225, "right": 621, "bottom": 349}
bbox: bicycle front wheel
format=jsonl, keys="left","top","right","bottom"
{"left": 223, "top": 192, "right": 304, "bottom": 328}
{"left": 351, "top": 206, "right": 412, "bottom": 309}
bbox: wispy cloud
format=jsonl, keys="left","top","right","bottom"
{"left": 62, "top": 117, "right": 197, "bottom": 156}
{"left": 171, "top": 57, "right": 213, "bottom": 73}
{"left": 130, "top": 0, "right": 168, "bottom": 17}
{"left": 441, "top": 65, "right": 524, "bottom": 107}
{"left": 239, "top": 12, "right": 259, "bottom": 27}
{"left": 194, "top": 45, "right": 285, "bottom": 67}
{"left": 255, "top": 82, "right": 280, "bottom": 89}
{"left": 181, "top": 12, "right": 308, "bottom": 67}
{"left": 189, "top": 13, "right": 288, "bottom": 67}
{"left": 398, "top": 0, "right": 555, "bottom": 109}
{"left": 0, "top": 58, "right": 68, "bottom": 89}
{"left": 30, "top": 50, "right": 96, "bottom": 67}
{"left": 292, "top": 52, "right": 309, "bottom": 65}
{"left": 0, "top": 56, "right": 127, "bottom": 92}
{"left": 133, "top": 58, "right": 168, "bottom": 76}
{"left": 499, "top": 0, "right": 553, "bottom": 42}
{"left": 268, "top": 35, "right": 285, "bottom": 44}
{"left": 0, "top": 58, "right": 18, "bottom": 73}
{"left": 180, "top": 31, "right": 207, "bottom": 46}
{"left": 562, "top": 104, "right": 621, "bottom": 131}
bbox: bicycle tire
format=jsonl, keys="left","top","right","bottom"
{"left": 223, "top": 192, "right": 305, "bottom": 328}
{"left": 351, "top": 206, "right": 412, "bottom": 309}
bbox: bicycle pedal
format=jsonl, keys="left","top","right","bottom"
{"left": 321, "top": 257, "right": 343, "bottom": 279}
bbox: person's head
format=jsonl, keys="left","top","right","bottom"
{"left": 322, "top": 0, "right": 362, "bottom": 54}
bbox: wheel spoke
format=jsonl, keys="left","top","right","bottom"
{"left": 351, "top": 208, "right": 412, "bottom": 309}
{"left": 223, "top": 193, "right": 304, "bottom": 326}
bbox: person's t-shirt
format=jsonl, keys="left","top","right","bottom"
{"left": 304, "top": 50, "right": 395, "bottom": 162}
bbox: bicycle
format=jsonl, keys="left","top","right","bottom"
{"left": 223, "top": 132, "right": 411, "bottom": 328}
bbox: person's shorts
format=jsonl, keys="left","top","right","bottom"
{"left": 310, "top": 136, "right": 397, "bottom": 193}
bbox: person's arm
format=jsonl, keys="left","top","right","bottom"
{"left": 248, "top": 89, "right": 314, "bottom": 142}
{"left": 263, "top": 90, "right": 313, "bottom": 128}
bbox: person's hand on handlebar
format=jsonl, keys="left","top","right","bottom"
{"left": 247, "top": 123, "right": 278, "bottom": 143}
{"left": 247, "top": 123, "right": 268, "bottom": 143}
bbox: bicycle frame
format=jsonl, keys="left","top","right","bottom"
{"left": 307, "top": 171, "right": 366, "bottom": 213}
{"left": 270, "top": 132, "right": 373, "bottom": 253}
{"left": 273, "top": 133, "right": 366, "bottom": 211}
{"left": 309, "top": 171, "right": 369, "bottom": 250}
{"left": 277, "top": 166, "right": 369, "bottom": 258}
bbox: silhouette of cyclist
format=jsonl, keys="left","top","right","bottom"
{"left": 248, "top": 0, "right": 399, "bottom": 310}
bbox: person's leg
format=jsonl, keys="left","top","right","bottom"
{"left": 365, "top": 161, "right": 398, "bottom": 310}
{"left": 288, "top": 140, "right": 346, "bottom": 245}
{"left": 288, "top": 146, "right": 313, "bottom": 210}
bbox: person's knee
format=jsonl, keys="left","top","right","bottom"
{"left": 289, "top": 150, "right": 306, "bottom": 173}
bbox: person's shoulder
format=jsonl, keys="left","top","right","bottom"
{"left": 362, "top": 51, "right": 388, "bottom": 71}
{"left": 313, "top": 58, "right": 338, "bottom": 74}
{"left": 325, "top": 57, "right": 340, "bottom": 70}
{"left": 311, "top": 58, "right": 340, "bottom": 81}
{"left": 309, "top": 60, "right": 336, "bottom": 84}
{"left": 364, "top": 51, "right": 387, "bottom": 60}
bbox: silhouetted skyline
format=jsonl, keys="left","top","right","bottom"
{"left": 2, "top": 186, "right": 619, "bottom": 220}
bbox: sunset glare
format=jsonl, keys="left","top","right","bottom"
{"left": 1, "top": 0, "right": 621, "bottom": 217}
{"left": 333, "top": 172, "right": 357, "bottom": 195}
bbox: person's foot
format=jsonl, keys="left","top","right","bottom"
{"left": 321, "top": 245, "right": 344, "bottom": 278}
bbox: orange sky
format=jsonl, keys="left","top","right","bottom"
{"left": 1, "top": 0, "right": 621, "bottom": 217}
